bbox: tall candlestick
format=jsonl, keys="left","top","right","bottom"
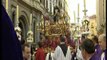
{"left": 78, "top": 3, "right": 80, "bottom": 17}
{"left": 84, "top": 0, "right": 86, "bottom": 10}
{"left": 30, "top": 13, "right": 32, "bottom": 30}
{"left": 83, "top": 0, "right": 87, "bottom": 17}
{"left": 30, "top": 14, "right": 32, "bottom": 25}
{"left": 6, "top": 0, "right": 8, "bottom": 13}
{"left": 16, "top": 5, "right": 19, "bottom": 26}
{"left": 77, "top": 3, "right": 80, "bottom": 23}
{"left": 73, "top": 11, "right": 76, "bottom": 23}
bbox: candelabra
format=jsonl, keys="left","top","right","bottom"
{"left": 82, "top": 0, "right": 89, "bottom": 32}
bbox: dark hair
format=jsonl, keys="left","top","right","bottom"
{"left": 80, "top": 38, "right": 95, "bottom": 54}
{"left": 92, "top": 36, "right": 98, "bottom": 43}
{"left": 22, "top": 43, "right": 30, "bottom": 51}
{"left": 81, "top": 35, "right": 85, "bottom": 41}
{"left": 38, "top": 41, "right": 43, "bottom": 48}
{"left": 20, "top": 38, "right": 25, "bottom": 45}
{"left": 60, "top": 35, "right": 65, "bottom": 42}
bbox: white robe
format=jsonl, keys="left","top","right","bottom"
{"left": 76, "top": 40, "right": 84, "bottom": 60}
{"left": 46, "top": 52, "right": 54, "bottom": 60}
{"left": 76, "top": 48, "right": 84, "bottom": 60}
{"left": 101, "top": 52, "right": 105, "bottom": 60}
{"left": 53, "top": 46, "right": 71, "bottom": 60}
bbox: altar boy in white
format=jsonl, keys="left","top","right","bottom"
{"left": 45, "top": 46, "right": 54, "bottom": 60}
{"left": 53, "top": 35, "right": 72, "bottom": 60}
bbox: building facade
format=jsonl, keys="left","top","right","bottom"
{"left": 96, "top": 0, "right": 106, "bottom": 35}
{"left": 2, "top": 0, "right": 45, "bottom": 43}
{"left": 2, "top": 0, "right": 69, "bottom": 43}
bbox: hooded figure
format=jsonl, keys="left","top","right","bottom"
{"left": 1, "top": 5, "right": 23, "bottom": 60}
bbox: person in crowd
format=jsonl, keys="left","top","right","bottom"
{"left": 51, "top": 37, "right": 57, "bottom": 50}
{"left": 22, "top": 43, "right": 31, "bottom": 60}
{"left": 1, "top": 5, "right": 23, "bottom": 60}
{"left": 54, "top": 36, "right": 60, "bottom": 46}
{"left": 81, "top": 35, "right": 86, "bottom": 43}
{"left": 75, "top": 37, "right": 84, "bottom": 60}
{"left": 20, "top": 38, "right": 25, "bottom": 45}
{"left": 45, "top": 46, "right": 54, "bottom": 60}
{"left": 98, "top": 34, "right": 106, "bottom": 60}
{"left": 97, "top": 29, "right": 104, "bottom": 37}
{"left": 71, "top": 47, "right": 77, "bottom": 60}
{"left": 76, "top": 46, "right": 84, "bottom": 60}
{"left": 90, "top": 36, "right": 102, "bottom": 60}
{"left": 53, "top": 35, "right": 71, "bottom": 60}
{"left": 35, "top": 41, "right": 45, "bottom": 60}
{"left": 70, "top": 37, "right": 83, "bottom": 60}
{"left": 65, "top": 30, "right": 75, "bottom": 48}
{"left": 80, "top": 38, "right": 95, "bottom": 60}
{"left": 78, "top": 36, "right": 82, "bottom": 46}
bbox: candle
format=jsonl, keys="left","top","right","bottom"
{"left": 84, "top": 0, "right": 86, "bottom": 10}
{"left": 73, "top": 11, "right": 76, "bottom": 23}
{"left": 83, "top": 0, "right": 87, "bottom": 19}
{"left": 6, "top": 0, "right": 8, "bottom": 13}
{"left": 78, "top": 3, "right": 80, "bottom": 23}
{"left": 16, "top": 5, "right": 19, "bottom": 25}
{"left": 78, "top": 3, "right": 80, "bottom": 17}
{"left": 30, "top": 14, "right": 32, "bottom": 25}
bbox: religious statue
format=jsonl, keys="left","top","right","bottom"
{"left": 27, "top": 31, "right": 33, "bottom": 43}
{"left": 15, "top": 26, "right": 22, "bottom": 41}
{"left": 53, "top": 6, "right": 60, "bottom": 23}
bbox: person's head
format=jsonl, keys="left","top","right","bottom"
{"left": 98, "top": 34, "right": 106, "bottom": 50}
{"left": 22, "top": 43, "right": 31, "bottom": 60}
{"left": 60, "top": 35, "right": 66, "bottom": 43}
{"left": 80, "top": 38, "right": 95, "bottom": 60}
{"left": 48, "top": 46, "right": 52, "bottom": 53}
{"left": 81, "top": 35, "right": 85, "bottom": 40}
{"left": 66, "top": 30, "right": 71, "bottom": 36}
{"left": 20, "top": 38, "right": 25, "bottom": 45}
{"left": 38, "top": 41, "right": 43, "bottom": 48}
{"left": 92, "top": 36, "right": 99, "bottom": 45}
{"left": 97, "top": 28, "right": 104, "bottom": 36}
